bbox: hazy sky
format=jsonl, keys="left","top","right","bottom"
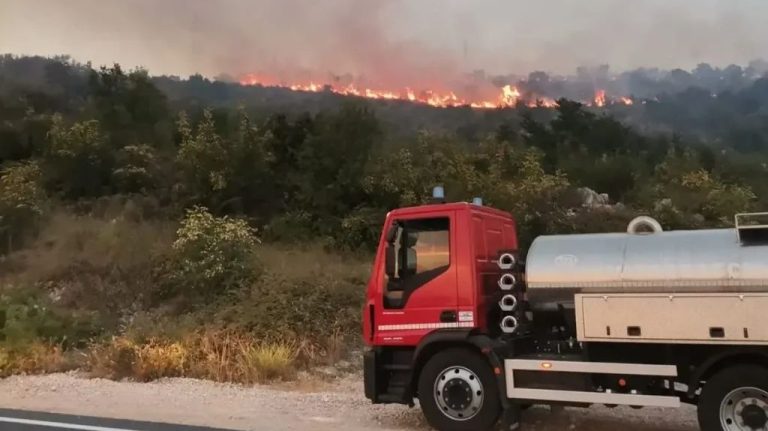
{"left": 1, "top": 0, "right": 767, "bottom": 83}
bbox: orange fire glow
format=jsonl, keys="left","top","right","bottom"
{"left": 240, "top": 74, "right": 628, "bottom": 109}
{"left": 594, "top": 89, "right": 606, "bottom": 107}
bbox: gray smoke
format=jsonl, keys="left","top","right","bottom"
{"left": 1, "top": 0, "right": 767, "bottom": 88}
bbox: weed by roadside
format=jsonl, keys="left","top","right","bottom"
{"left": 0, "top": 341, "right": 77, "bottom": 377}
{"left": 88, "top": 331, "right": 297, "bottom": 383}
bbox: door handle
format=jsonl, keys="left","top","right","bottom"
{"left": 440, "top": 310, "right": 457, "bottom": 323}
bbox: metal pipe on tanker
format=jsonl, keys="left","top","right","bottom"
{"left": 499, "top": 294, "right": 518, "bottom": 311}
{"left": 498, "top": 273, "right": 516, "bottom": 290}
{"left": 500, "top": 315, "right": 519, "bottom": 334}
{"left": 497, "top": 253, "right": 516, "bottom": 270}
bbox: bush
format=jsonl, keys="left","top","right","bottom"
{"left": 262, "top": 211, "right": 316, "bottom": 243}
{"left": 0, "top": 162, "right": 46, "bottom": 250}
{"left": 333, "top": 206, "right": 386, "bottom": 250}
{"left": 0, "top": 341, "right": 74, "bottom": 377}
{"left": 0, "top": 287, "right": 100, "bottom": 349}
{"left": 214, "top": 271, "right": 363, "bottom": 340}
{"left": 44, "top": 116, "right": 112, "bottom": 198}
{"left": 112, "top": 144, "right": 161, "bottom": 194}
{"left": 160, "top": 206, "right": 260, "bottom": 300}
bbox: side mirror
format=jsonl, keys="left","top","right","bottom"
{"left": 385, "top": 244, "right": 396, "bottom": 278}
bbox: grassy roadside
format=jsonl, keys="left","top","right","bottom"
{"left": 0, "top": 205, "right": 370, "bottom": 383}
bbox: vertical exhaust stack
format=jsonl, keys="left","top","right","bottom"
{"left": 498, "top": 253, "right": 516, "bottom": 269}
{"left": 500, "top": 315, "right": 519, "bottom": 334}
{"left": 496, "top": 250, "right": 525, "bottom": 335}
{"left": 498, "top": 273, "right": 517, "bottom": 290}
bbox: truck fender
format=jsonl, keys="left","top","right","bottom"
{"left": 411, "top": 330, "right": 511, "bottom": 409}
{"left": 687, "top": 348, "right": 768, "bottom": 398}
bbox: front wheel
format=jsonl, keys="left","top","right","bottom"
{"left": 698, "top": 365, "right": 768, "bottom": 431}
{"left": 417, "top": 348, "right": 501, "bottom": 431}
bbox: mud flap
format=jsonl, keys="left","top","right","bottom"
{"left": 500, "top": 403, "right": 521, "bottom": 430}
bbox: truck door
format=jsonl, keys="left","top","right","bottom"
{"left": 375, "top": 212, "right": 459, "bottom": 345}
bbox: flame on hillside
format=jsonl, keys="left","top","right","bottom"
{"left": 594, "top": 89, "right": 606, "bottom": 107}
{"left": 239, "top": 74, "right": 630, "bottom": 109}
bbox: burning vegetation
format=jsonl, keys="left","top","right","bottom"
{"left": 238, "top": 73, "right": 633, "bottom": 109}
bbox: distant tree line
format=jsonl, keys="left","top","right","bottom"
{"left": 0, "top": 55, "right": 766, "bottom": 252}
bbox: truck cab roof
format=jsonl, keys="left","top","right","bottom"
{"left": 389, "top": 201, "right": 513, "bottom": 219}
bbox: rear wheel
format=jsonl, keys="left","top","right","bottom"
{"left": 417, "top": 348, "right": 501, "bottom": 431}
{"left": 698, "top": 365, "right": 768, "bottom": 431}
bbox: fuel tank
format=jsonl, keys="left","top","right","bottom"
{"left": 525, "top": 219, "right": 768, "bottom": 305}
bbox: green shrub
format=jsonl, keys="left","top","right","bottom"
{"left": 44, "top": 116, "right": 113, "bottom": 198}
{"left": 214, "top": 271, "right": 364, "bottom": 340}
{"left": 112, "top": 145, "right": 161, "bottom": 194}
{"left": 0, "top": 162, "right": 46, "bottom": 250}
{"left": 160, "top": 206, "right": 260, "bottom": 300}
{"left": 0, "top": 287, "right": 100, "bottom": 348}
{"left": 262, "top": 211, "right": 316, "bottom": 243}
{"left": 333, "top": 206, "right": 385, "bottom": 250}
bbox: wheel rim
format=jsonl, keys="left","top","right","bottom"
{"left": 720, "top": 387, "right": 768, "bottom": 431}
{"left": 433, "top": 366, "right": 484, "bottom": 421}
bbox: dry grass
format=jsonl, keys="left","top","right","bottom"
{"left": 1, "top": 209, "right": 175, "bottom": 286}
{"left": 88, "top": 331, "right": 298, "bottom": 383}
{"left": 256, "top": 243, "right": 370, "bottom": 282}
{"left": 0, "top": 209, "right": 176, "bottom": 318}
{"left": 0, "top": 342, "right": 76, "bottom": 377}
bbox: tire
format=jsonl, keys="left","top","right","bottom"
{"left": 417, "top": 348, "right": 501, "bottom": 431}
{"left": 698, "top": 364, "right": 768, "bottom": 431}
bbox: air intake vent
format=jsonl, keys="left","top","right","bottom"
{"left": 736, "top": 212, "right": 768, "bottom": 245}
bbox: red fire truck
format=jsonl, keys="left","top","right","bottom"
{"left": 363, "top": 188, "right": 768, "bottom": 431}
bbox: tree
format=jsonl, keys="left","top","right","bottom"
{"left": 43, "top": 115, "right": 112, "bottom": 198}
{"left": 175, "top": 109, "right": 271, "bottom": 213}
{"left": 87, "top": 64, "right": 171, "bottom": 148}
{"left": 175, "top": 110, "right": 230, "bottom": 206}
{"left": 0, "top": 162, "right": 46, "bottom": 251}
{"left": 643, "top": 149, "right": 756, "bottom": 227}
{"left": 112, "top": 144, "right": 161, "bottom": 194}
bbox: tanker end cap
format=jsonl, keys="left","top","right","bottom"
{"left": 627, "top": 216, "right": 663, "bottom": 234}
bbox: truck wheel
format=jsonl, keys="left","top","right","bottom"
{"left": 698, "top": 365, "right": 768, "bottom": 431}
{"left": 417, "top": 348, "right": 500, "bottom": 431}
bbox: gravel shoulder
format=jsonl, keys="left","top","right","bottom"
{"left": 0, "top": 372, "right": 699, "bottom": 431}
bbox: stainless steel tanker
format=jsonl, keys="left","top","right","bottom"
{"left": 525, "top": 214, "right": 768, "bottom": 305}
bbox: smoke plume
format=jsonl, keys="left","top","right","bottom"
{"left": 2, "top": 0, "right": 768, "bottom": 91}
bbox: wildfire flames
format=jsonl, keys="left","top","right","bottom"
{"left": 239, "top": 74, "right": 631, "bottom": 109}
{"left": 593, "top": 89, "right": 606, "bottom": 107}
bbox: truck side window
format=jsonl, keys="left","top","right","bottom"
{"left": 384, "top": 217, "right": 450, "bottom": 309}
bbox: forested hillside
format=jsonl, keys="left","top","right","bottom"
{"left": 0, "top": 54, "right": 766, "bottom": 380}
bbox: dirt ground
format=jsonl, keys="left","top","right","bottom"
{"left": 0, "top": 372, "right": 699, "bottom": 431}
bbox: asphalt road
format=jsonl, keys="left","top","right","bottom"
{"left": 0, "top": 409, "right": 236, "bottom": 431}
{"left": 0, "top": 373, "right": 701, "bottom": 431}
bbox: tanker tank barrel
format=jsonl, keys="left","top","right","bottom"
{"left": 525, "top": 215, "right": 768, "bottom": 305}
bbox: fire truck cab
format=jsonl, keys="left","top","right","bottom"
{"left": 363, "top": 191, "right": 768, "bottom": 431}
